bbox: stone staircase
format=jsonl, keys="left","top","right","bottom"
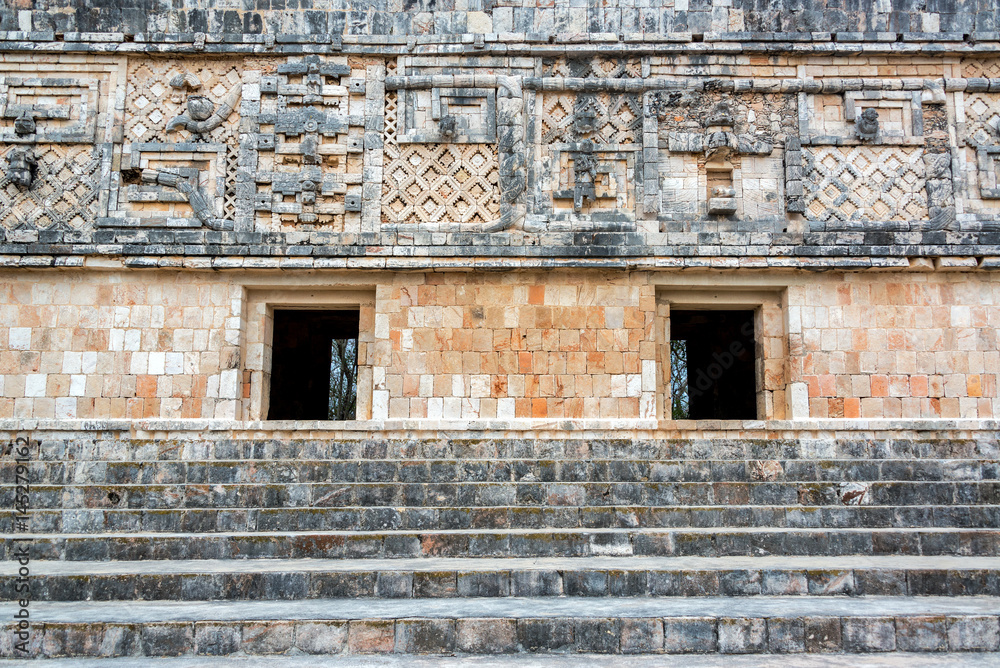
{"left": 2, "top": 438, "right": 1000, "bottom": 658}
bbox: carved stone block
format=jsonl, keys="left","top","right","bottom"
{"left": 253, "top": 55, "right": 365, "bottom": 230}
{"left": 801, "top": 91, "right": 923, "bottom": 146}
{"left": 0, "top": 77, "right": 100, "bottom": 143}
{"left": 976, "top": 146, "right": 1000, "bottom": 198}
{"left": 102, "top": 142, "right": 228, "bottom": 229}
{"left": 400, "top": 87, "right": 496, "bottom": 144}
{"left": 1, "top": 143, "right": 108, "bottom": 229}
{"left": 804, "top": 146, "right": 927, "bottom": 221}
{"left": 382, "top": 143, "right": 499, "bottom": 226}
{"left": 548, "top": 143, "right": 636, "bottom": 215}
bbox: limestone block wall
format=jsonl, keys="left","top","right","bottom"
{"left": 1, "top": 268, "right": 997, "bottom": 423}
{"left": 789, "top": 274, "right": 1000, "bottom": 420}
{"left": 378, "top": 272, "right": 656, "bottom": 420}
{"left": 0, "top": 272, "right": 243, "bottom": 420}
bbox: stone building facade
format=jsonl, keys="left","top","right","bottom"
{"left": 2, "top": 0, "right": 1000, "bottom": 659}
{"left": 1, "top": 17, "right": 1000, "bottom": 434}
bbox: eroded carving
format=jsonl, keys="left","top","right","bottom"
{"left": 254, "top": 55, "right": 364, "bottom": 229}
{"left": 856, "top": 108, "right": 880, "bottom": 141}
{"left": 141, "top": 168, "right": 217, "bottom": 227}
{"left": 668, "top": 102, "right": 774, "bottom": 160}
{"left": 1, "top": 143, "right": 105, "bottom": 229}
{"left": 166, "top": 72, "right": 241, "bottom": 137}
{"left": 6, "top": 147, "right": 36, "bottom": 189}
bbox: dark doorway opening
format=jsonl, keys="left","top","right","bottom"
{"left": 268, "top": 309, "right": 359, "bottom": 421}
{"left": 670, "top": 309, "right": 756, "bottom": 420}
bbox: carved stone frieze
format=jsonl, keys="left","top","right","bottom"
{"left": 125, "top": 58, "right": 242, "bottom": 144}
{"left": 5, "top": 147, "right": 35, "bottom": 189}
{"left": 0, "top": 76, "right": 100, "bottom": 144}
{"left": 550, "top": 140, "right": 634, "bottom": 215}
{"left": 800, "top": 90, "right": 924, "bottom": 146}
{"left": 101, "top": 142, "right": 229, "bottom": 230}
{"left": 540, "top": 57, "right": 643, "bottom": 79}
{"left": 381, "top": 73, "right": 522, "bottom": 230}
{"left": 252, "top": 55, "right": 365, "bottom": 230}
{"left": 540, "top": 92, "right": 642, "bottom": 146}
{"left": 804, "top": 146, "right": 927, "bottom": 222}
{"left": 0, "top": 143, "right": 107, "bottom": 229}
{"left": 382, "top": 143, "right": 500, "bottom": 225}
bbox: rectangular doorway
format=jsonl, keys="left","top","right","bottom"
{"left": 267, "top": 309, "right": 360, "bottom": 420}
{"left": 670, "top": 309, "right": 756, "bottom": 420}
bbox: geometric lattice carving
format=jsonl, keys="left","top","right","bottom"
{"left": 385, "top": 89, "right": 399, "bottom": 149}
{"left": 962, "top": 60, "right": 1000, "bottom": 78}
{"left": 540, "top": 57, "right": 642, "bottom": 79}
{"left": 0, "top": 144, "right": 104, "bottom": 229}
{"left": 540, "top": 92, "right": 642, "bottom": 146}
{"left": 804, "top": 146, "right": 928, "bottom": 222}
{"left": 962, "top": 93, "right": 1000, "bottom": 147}
{"left": 382, "top": 143, "right": 499, "bottom": 225}
{"left": 125, "top": 59, "right": 241, "bottom": 144}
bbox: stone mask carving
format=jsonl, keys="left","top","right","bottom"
{"left": 13, "top": 112, "right": 36, "bottom": 136}
{"left": 439, "top": 115, "right": 457, "bottom": 138}
{"left": 6, "top": 148, "right": 37, "bottom": 189}
{"left": 856, "top": 108, "right": 879, "bottom": 140}
{"left": 705, "top": 103, "right": 733, "bottom": 128}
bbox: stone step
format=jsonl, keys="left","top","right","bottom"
{"left": 8, "top": 480, "right": 999, "bottom": 509}
{"left": 12, "top": 653, "right": 1000, "bottom": 667}
{"left": 3, "top": 596, "right": 999, "bottom": 657}
{"left": 8, "top": 556, "right": 999, "bottom": 601}
{"left": 7, "top": 458, "right": 996, "bottom": 484}
{"left": 30, "top": 438, "right": 1000, "bottom": 462}
{"left": 15, "top": 504, "right": 1000, "bottom": 533}
{"left": 6, "top": 527, "right": 998, "bottom": 561}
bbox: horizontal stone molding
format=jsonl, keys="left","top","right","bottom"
{"left": 2, "top": 417, "right": 999, "bottom": 441}
{"left": 0, "top": 35, "right": 998, "bottom": 57}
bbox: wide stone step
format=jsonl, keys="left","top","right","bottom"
{"left": 6, "top": 458, "right": 996, "bottom": 484}
{"left": 6, "top": 527, "right": 998, "bottom": 561}
{"left": 15, "top": 504, "right": 1000, "bottom": 533}
{"left": 9, "top": 556, "right": 1000, "bottom": 601}
{"left": 13, "top": 655, "right": 1000, "bottom": 667}
{"left": 31, "top": 438, "right": 1000, "bottom": 462}
{"left": 7, "top": 480, "right": 999, "bottom": 509}
{"left": 3, "top": 596, "right": 999, "bottom": 657}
